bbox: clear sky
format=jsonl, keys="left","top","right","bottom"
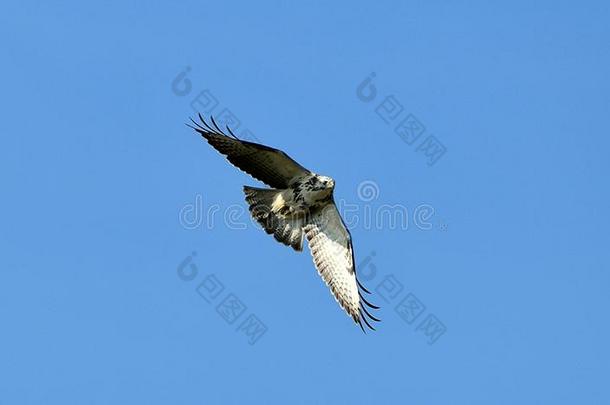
{"left": 1, "top": 1, "right": 609, "bottom": 404}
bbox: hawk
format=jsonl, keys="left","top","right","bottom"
{"left": 187, "top": 114, "right": 380, "bottom": 331}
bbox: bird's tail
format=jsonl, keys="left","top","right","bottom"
{"left": 243, "top": 186, "right": 305, "bottom": 251}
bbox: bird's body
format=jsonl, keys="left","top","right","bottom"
{"left": 243, "top": 173, "right": 334, "bottom": 252}
{"left": 187, "top": 115, "right": 380, "bottom": 331}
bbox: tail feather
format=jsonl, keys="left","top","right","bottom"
{"left": 243, "top": 186, "right": 304, "bottom": 251}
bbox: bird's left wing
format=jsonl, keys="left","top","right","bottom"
{"left": 188, "top": 114, "right": 310, "bottom": 189}
{"left": 304, "top": 202, "right": 380, "bottom": 331}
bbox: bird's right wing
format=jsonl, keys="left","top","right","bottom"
{"left": 188, "top": 114, "right": 310, "bottom": 189}
{"left": 304, "top": 202, "right": 380, "bottom": 331}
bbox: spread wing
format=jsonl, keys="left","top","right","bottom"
{"left": 188, "top": 114, "right": 310, "bottom": 188}
{"left": 304, "top": 202, "right": 380, "bottom": 331}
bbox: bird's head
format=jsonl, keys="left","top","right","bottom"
{"left": 317, "top": 175, "right": 335, "bottom": 191}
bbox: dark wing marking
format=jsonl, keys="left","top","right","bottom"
{"left": 304, "top": 202, "right": 380, "bottom": 331}
{"left": 188, "top": 114, "right": 310, "bottom": 188}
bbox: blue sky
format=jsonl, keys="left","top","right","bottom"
{"left": 1, "top": 1, "right": 609, "bottom": 404}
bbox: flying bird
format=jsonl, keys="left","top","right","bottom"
{"left": 187, "top": 114, "right": 380, "bottom": 331}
